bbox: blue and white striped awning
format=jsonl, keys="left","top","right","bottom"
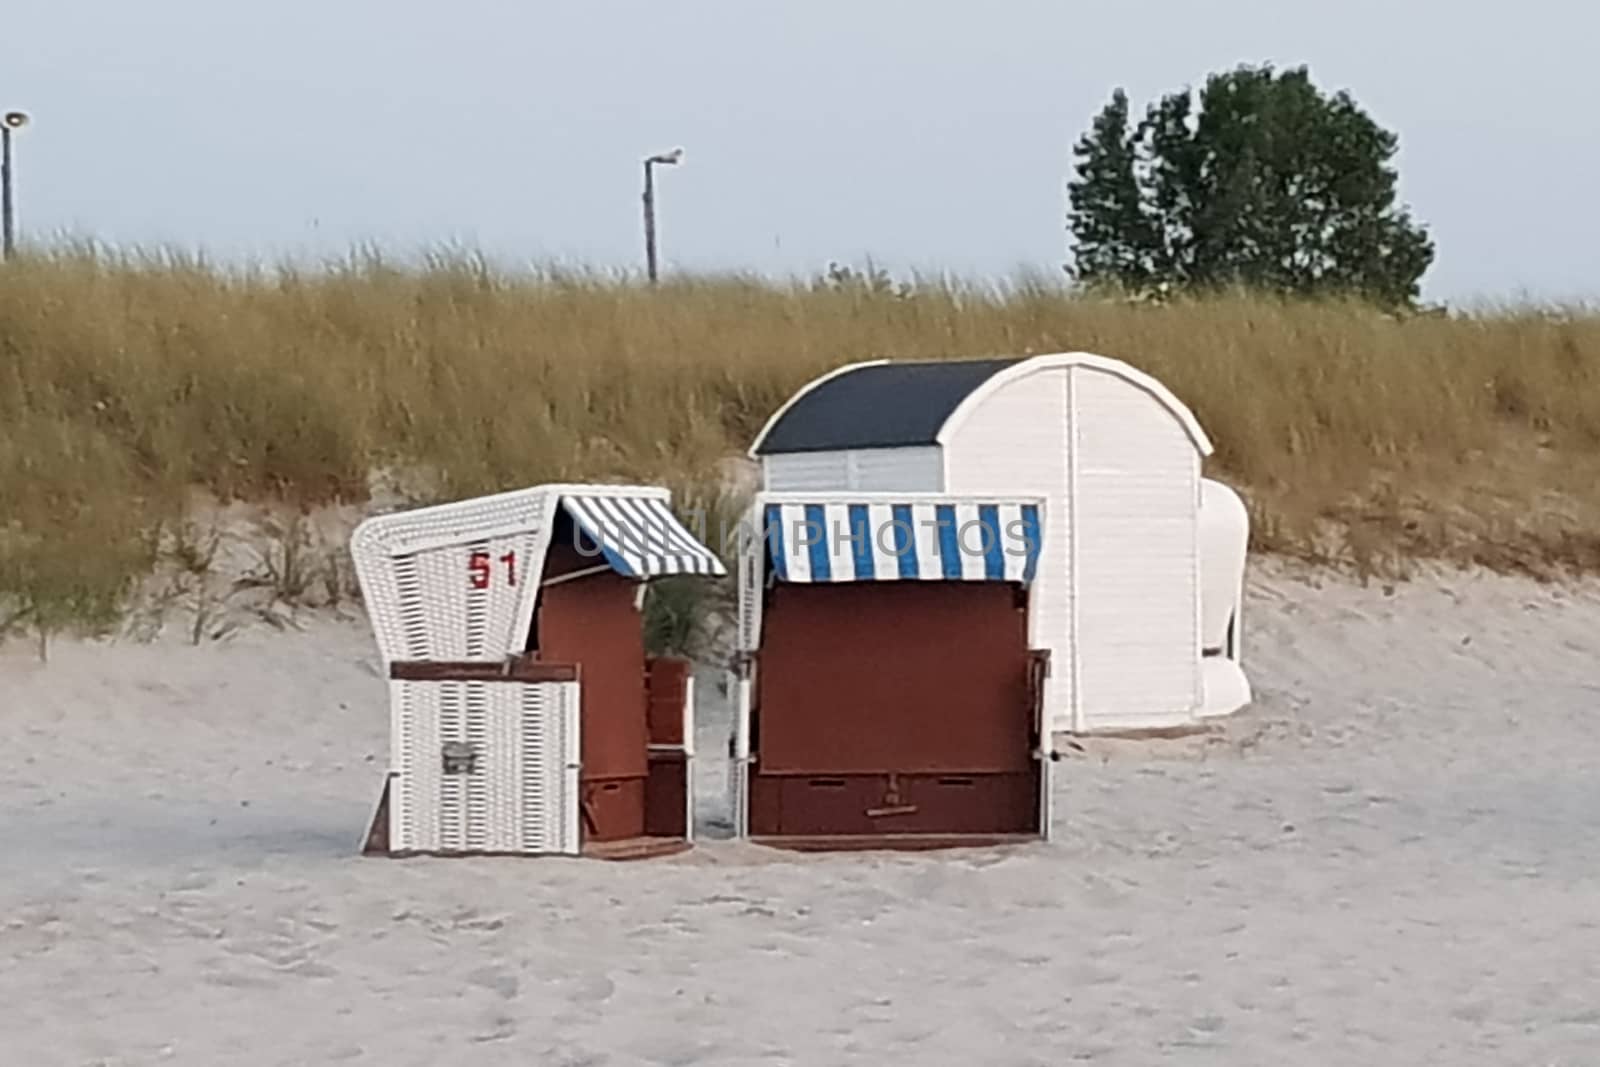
{"left": 762, "top": 499, "right": 1041, "bottom": 583}
{"left": 561, "top": 494, "right": 726, "bottom": 577}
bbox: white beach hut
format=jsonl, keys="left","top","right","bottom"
{"left": 349, "top": 483, "right": 725, "bottom": 859}
{"left": 749, "top": 352, "right": 1251, "bottom": 734}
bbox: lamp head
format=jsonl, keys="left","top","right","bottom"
{"left": 646, "top": 147, "right": 683, "bottom": 166}
{"left": 2, "top": 112, "right": 29, "bottom": 130}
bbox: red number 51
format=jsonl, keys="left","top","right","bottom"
{"left": 468, "top": 550, "right": 517, "bottom": 590}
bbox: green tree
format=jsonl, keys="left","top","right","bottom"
{"left": 1067, "top": 64, "right": 1435, "bottom": 306}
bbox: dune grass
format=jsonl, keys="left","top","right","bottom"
{"left": 2, "top": 247, "right": 1598, "bottom": 643}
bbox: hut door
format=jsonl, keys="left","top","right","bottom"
{"left": 1069, "top": 365, "right": 1204, "bottom": 728}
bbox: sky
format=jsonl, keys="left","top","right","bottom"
{"left": 6, "top": 0, "right": 1597, "bottom": 304}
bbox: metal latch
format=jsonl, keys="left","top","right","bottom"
{"left": 865, "top": 773, "right": 919, "bottom": 818}
{"left": 441, "top": 741, "right": 478, "bottom": 775}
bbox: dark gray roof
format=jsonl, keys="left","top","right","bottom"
{"left": 754, "top": 358, "right": 1022, "bottom": 455}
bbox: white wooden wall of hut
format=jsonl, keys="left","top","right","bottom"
{"left": 763, "top": 445, "right": 942, "bottom": 492}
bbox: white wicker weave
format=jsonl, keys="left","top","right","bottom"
{"left": 391, "top": 677, "right": 580, "bottom": 855}
{"left": 351, "top": 486, "right": 552, "bottom": 664}
{"left": 391, "top": 678, "right": 438, "bottom": 851}
{"left": 683, "top": 672, "right": 697, "bottom": 837}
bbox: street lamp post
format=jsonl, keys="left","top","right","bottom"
{"left": 642, "top": 147, "right": 682, "bottom": 284}
{"left": 2, "top": 111, "right": 30, "bottom": 261}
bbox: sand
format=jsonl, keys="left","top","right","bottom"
{"left": 3, "top": 561, "right": 1599, "bottom": 1066}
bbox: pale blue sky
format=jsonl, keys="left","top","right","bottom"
{"left": 7, "top": 0, "right": 1596, "bottom": 302}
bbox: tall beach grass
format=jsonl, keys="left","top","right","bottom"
{"left": 2, "top": 246, "right": 1598, "bottom": 643}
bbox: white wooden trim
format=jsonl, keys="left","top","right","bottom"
{"left": 682, "top": 674, "right": 696, "bottom": 758}
{"left": 755, "top": 490, "right": 1049, "bottom": 507}
{"left": 1231, "top": 553, "right": 1246, "bottom": 667}
{"left": 937, "top": 428, "right": 953, "bottom": 491}
{"left": 731, "top": 756, "right": 749, "bottom": 840}
{"left": 1037, "top": 692, "right": 1055, "bottom": 843}
{"left": 936, "top": 352, "right": 1215, "bottom": 456}
{"left": 683, "top": 674, "right": 696, "bottom": 840}
{"left": 1065, "top": 366, "right": 1085, "bottom": 734}
{"left": 560, "top": 680, "right": 582, "bottom": 855}
{"left": 1192, "top": 458, "right": 1206, "bottom": 710}
{"left": 734, "top": 678, "right": 751, "bottom": 760}
{"left": 733, "top": 675, "right": 752, "bottom": 839}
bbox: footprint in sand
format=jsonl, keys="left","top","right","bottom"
{"left": 472, "top": 1012, "right": 517, "bottom": 1043}
{"left": 285, "top": 959, "right": 337, "bottom": 978}
{"left": 466, "top": 965, "right": 519, "bottom": 999}
{"left": 540, "top": 1048, "right": 609, "bottom": 1067}
{"left": 566, "top": 974, "right": 616, "bottom": 1003}
{"left": 203, "top": 969, "right": 276, "bottom": 990}
{"left": 634, "top": 1038, "right": 725, "bottom": 1066}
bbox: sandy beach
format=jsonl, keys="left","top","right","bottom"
{"left": 3, "top": 561, "right": 1599, "bottom": 1066}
